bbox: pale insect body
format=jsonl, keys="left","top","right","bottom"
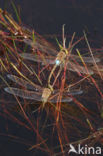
{"left": 4, "top": 75, "right": 83, "bottom": 104}
{"left": 20, "top": 52, "right": 94, "bottom": 75}
{"left": 20, "top": 38, "right": 101, "bottom": 75}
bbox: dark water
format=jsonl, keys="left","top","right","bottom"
{"left": 0, "top": 0, "right": 103, "bottom": 155}
{"left": 1, "top": 0, "right": 103, "bottom": 35}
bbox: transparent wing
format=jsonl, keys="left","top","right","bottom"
{"left": 70, "top": 54, "right": 100, "bottom": 63}
{"left": 20, "top": 53, "right": 55, "bottom": 65}
{"left": 49, "top": 96, "right": 73, "bottom": 103}
{"left": 23, "top": 38, "right": 100, "bottom": 64}
{"left": 67, "top": 61, "right": 94, "bottom": 75}
{"left": 20, "top": 53, "right": 94, "bottom": 74}
{"left": 4, "top": 87, "right": 83, "bottom": 103}
{"left": 20, "top": 52, "right": 100, "bottom": 70}
{"left": 49, "top": 89, "right": 83, "bottom": 103}
{"left": 67, "top": 89, "right": 83, "bottom": 95}
{"left": 20, "top": 53, "right": 93, "bottom": 75}
{"left": 4, "top": 87, "right": 42, "bottom": 101}
{"left": 23, "top": 38, "right": 57, "bottom": 55}
{"left": 7, "top": 74, "right": 42, "bottom": 91}
{"left": 4, "top": 87, "right": 72, "bottom": 103}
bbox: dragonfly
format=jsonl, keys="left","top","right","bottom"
{"left": 20, "top": 37, "right": 100, "bottom": 75}
{"left": 4, "top": 74, "right": 83, "bottom": 108}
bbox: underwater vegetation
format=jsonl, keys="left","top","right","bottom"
{"left": 0, "top": 6, "right": 103, "bottom": 156}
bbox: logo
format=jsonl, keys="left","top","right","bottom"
{"left": 68, "top": 144, "right": 101, "bottom": 155}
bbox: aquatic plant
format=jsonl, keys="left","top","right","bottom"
{"left": 0, "top": 6, "right": 103, "bottom": 156}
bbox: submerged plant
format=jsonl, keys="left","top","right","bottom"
{"left": 0, "top": 6, "right": 103, "bottom": 156}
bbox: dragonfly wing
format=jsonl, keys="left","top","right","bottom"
{"left": 20, "top": 53, "right": 55, "bottom": 65}
{"left": 67, "top": 61, "right": 94, "bottom": 75}
{"left": 4, "top": 87, "right": 42, "bottom": 101}
{"left": 67, "top": 89, "right": 83, "bottom": 95}
{"left": 23, "top": 38, "right": 57, "bottom": 55}
{"left": 20, "top": 53, "right": 43, "bottom": 62}
{"left": 7, "top": 74, "right": 42, "bottom": 91}
{"left": 49, "top": 89, "right": 83, "bottom": 103}
{"left": 49, "top": 96, "right": 73, "bottom": 103}
{"left": 70, "top": 54, "right": 100, "bottom": 63}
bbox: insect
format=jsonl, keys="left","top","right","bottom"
{"left": 4, "top": 74, "right": 83, "bottom": 108}
{"left": 20, "top": 33, "right": 101, "bottom": 89}
{"left": 19, "top": 25, "right": 102, "bottom": 91}
{"left": 20, "top": 37, "right": 100, "bottom": 75}
{"left": 19, "top": 24, "right": 100, "bottom": 78}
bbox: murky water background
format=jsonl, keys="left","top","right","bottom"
{"left": 0, "top": 0, "right": 103, "bottom": 155}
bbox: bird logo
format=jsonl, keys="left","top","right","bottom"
{"left": 68, "top": 144, "right": 77, "bottom": 154}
